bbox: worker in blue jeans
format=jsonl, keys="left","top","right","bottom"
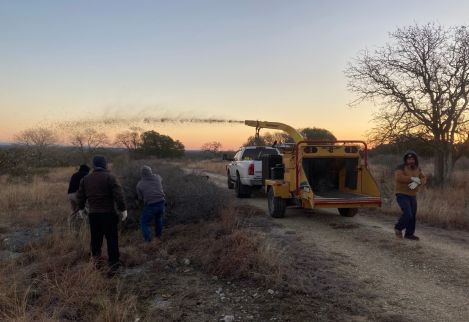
{"left": 140, "top": 200, "right": 165, "bottom": 241}
{"left": 394, "top": 151, "right": 426, "bottom": 240}
{"left": 395, "top": 193, "right": 417, "bottom": 238}
{"left": 136, "top": 165, "right": 166, "bottom": 242}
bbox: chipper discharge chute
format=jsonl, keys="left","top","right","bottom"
{"left": 245, "top": 120, "right": 381, "bottom": 218}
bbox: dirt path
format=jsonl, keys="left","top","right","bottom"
{"left": 203, "top": 171, "right": 469, "bottom": 321}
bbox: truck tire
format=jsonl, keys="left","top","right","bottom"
{"left": 227, "top": 172, "right": 234, "bottom": 189}
{"left": 338, "top": 208, "right": 358, "bottom": 217}
{"left": 236, "top": 174, "right": 251, "bottom": 198}
{"left": 268, "top": 187, "right": 286, "bottom": 218}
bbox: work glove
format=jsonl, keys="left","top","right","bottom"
{"left": 408, "top": 181, "right": 419, "bottom": 190}
{"left": 410, "top": 176, "right": 421, "bottom": 184}
{"left": 120, "top": 210, "right": 128, "bottom": 221}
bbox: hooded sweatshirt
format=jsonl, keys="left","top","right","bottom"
{"left": 136, "top": 166, "right": 165, "bottom": 205}
{"left": 68, "top": 165, "right": 90, "bottom": 194}
{"left": 394, "top": 150, "right": 426, "bottom": 196}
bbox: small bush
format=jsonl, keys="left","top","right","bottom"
{"left": 114, "top": 159, "right": 229, "bottom": 225}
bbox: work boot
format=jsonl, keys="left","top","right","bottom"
{"left": 91, "top": 257, "right": 105, "bottom": 271}
{"left": 107, "top": 261, "right": 121, "bottom": 278}
{"left": 404, "top": 235, "right": 420, "bottom": 241}
{"left": 152, "top": 238, "right": 163, "bottom": 246}
{"left": 394, "top": 229, "right": 403, "bottom": 239}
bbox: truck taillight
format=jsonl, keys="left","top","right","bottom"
{"left": 248, "top": 163, "right": 254, "bottom": 175}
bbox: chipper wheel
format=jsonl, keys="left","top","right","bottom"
{"left": 338, "top": 208, "right": 358, "bottom": 217}
{"left": 268, "top": 187, "right": 286, "bottom": 218}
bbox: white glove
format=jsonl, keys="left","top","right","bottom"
{"left": 78, "top": 209, "right": 86, "bottom": 219}
{"left": 408, "top": 181, "right": 419, "bottom": 190}
{"left": 410, "top": 177, "right": 421, "bottom": 184}
{"left": 120, "top": 210, "right": 128, "bottom": 221}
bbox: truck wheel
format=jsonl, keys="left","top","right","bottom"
{"left": 268, "top": 188, "right": 286, "bottom": 218}
{"left": 227, "top": 172, "right": 234, "bottom": 189}
{"left": 338, "top": 208, "right": 358, "bottom": 217}
{"left": 235, "top": 174, "right": 251, "bottom": 198}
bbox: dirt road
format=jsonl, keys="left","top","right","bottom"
{"left": 206, "top": 171, "right": 469, "bottom": 321}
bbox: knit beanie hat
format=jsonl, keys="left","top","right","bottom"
{"left": 141, "top": 165, "right": 152, "bottom": 177}
{"left": 93, "top": 155, "right": 107, "bottom": 169}
{"left": 79, "top": 164, "right": 90, "bottom": 173}
{"left": 403, "top": 150, "right": 419, "bottom": 166}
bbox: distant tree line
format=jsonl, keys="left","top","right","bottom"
{"left": 0, "top": 127, "right": 185, "bottom": 179}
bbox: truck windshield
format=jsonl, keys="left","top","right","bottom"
{"left": 243, "top": 148, "right": 278, "bottom": 161}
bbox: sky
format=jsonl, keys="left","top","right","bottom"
{"left": 1, "top": 0, "right": 469, "bottom": 150}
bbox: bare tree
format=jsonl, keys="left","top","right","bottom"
{"left": 345, "top": 23, "right": 469, "bottom": 185}
{"left": 14, "top": 127, "right": 58, "bottom": 162}
{"left": 70, "top": 128, "right": 109, "bottom": 161}
{"left": 114, "top": 128, "right": 142, "bottom": 151}
{"left": 243, "top": 131, "right": 293, "bottom": 146}
{"left": 15, "top": 127, "right": 58, "bottom": 148}
{"left": 201, "top": 141, "right": 222, "bottom": 155}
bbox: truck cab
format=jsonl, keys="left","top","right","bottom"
{"left": 226, "top": 146, "right": 280, "bottom": 198}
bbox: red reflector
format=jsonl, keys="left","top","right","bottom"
{"left": 248, "top": 163, "right": 254, "bottom": 175}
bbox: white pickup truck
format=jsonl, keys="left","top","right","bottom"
{"left": 226, "top": 146, "right": 280, "bottom": 197}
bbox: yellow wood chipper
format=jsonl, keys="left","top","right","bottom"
{"left": 245, "top": 120, "right": 381, "bottom": 218}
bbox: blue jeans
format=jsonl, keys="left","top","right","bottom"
{"left": 395, "top": 193, "right": 417, "bottom": 236}
{"left": 141, "top": 201, "right": 165, "bottom": 242}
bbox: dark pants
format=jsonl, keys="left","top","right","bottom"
{"left": 68, "top": 193, "right": 78, "bottom": 212}
{"left": 141, "top": 201, "right": 165, "bottom": 242}
{"left": 88, "top": 213, "right": 119, "bottom": 266}
{"left": 395, "top": 193, "right": 417, "bottom": 236}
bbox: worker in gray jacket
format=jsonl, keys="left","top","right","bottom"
{"left": 136, "top": 165, "right": 166, "bottom": 242}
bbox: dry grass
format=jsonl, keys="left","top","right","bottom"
{"left": 0, "top": 226, "right": 138, "bottom": 321}
{"left": 161, "top": 207, "right": 281, "bottom": 282}
{"left": 369, "top": 157, "right": 469, "bottom": 229}
{"left": 0, "top": 162, "right": 287, "bottom": 320}
{"left": 0, "top": 168, "right": 72, "bottom": 227}
{"left": 184, "top": 159, "right": 227, "bottom": 175}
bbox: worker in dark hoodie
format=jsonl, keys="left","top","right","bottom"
{"left": 76, "top": 155, "right": 127, "bottom": 274}
{"left": 136, "top": 165, "right": 166, "bottom": 243}
{"left": 394, "top": 151, "right": 426, "bottom": 240}
{"left": 67, "top": 164, "right": 90, "bottom": 212}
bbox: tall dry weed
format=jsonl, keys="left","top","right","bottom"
{"left": 0, "top": 174, "right": 69, "bottom": 226}
{"left": 0, "top": 273, "right": 32, "bottom": 321}
{"left": 1, "top": 227, "right": 139, "bottom": 321}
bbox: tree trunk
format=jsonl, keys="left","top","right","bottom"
{"left": 444, "top": 150, "right": 454, "bottom": 183}
{"left": 433, "top": 142, "right": 453, "bottom": 187}
{"left": 433, "top": 151, "right": 445, "bottom": 186}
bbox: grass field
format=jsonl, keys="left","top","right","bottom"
{"left": 1, "top": 156, "right": 469, "bottom": 320}
{"left": 0, "top": 161, "right": 286, "bottom": 321}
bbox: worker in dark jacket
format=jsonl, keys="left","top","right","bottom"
{"left": 136, "top": 165, "right": 165, "bottom": 242}
{"left": 67, "top": 164, "right": 90, "bottom": 212}
{"left": 76, "top": 155, "right": 127, "bottom": 273}
{"left": 394, "top": 151, "right": 426, "bottom": 240}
